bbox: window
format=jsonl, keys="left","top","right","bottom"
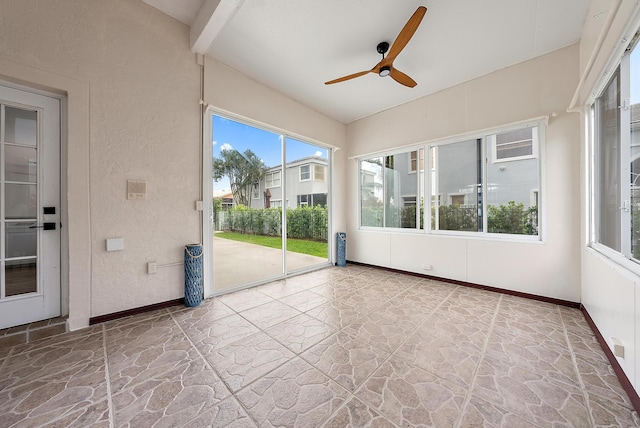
{"left": 358, "top": 122, "right": 542, "bottom": 236}
{"left": 298, "top": 194, "right": 309, "bottom": 207}
{"left": 409, "top": 149, "right": 424, "bottom": 172}
{"left": 299, "top": 164, "right": 311, "bottom": 181}
{"left": 252, "top": 182, "right": 260, "bottom": 199}
{"left": 271, "top": 199, "right": 282, "bottom": 208}
{"left": 431, "top": 126, "right": 540, "bottom": 236}
{"left": 314, "top": 164, "right": 325, "bottom": 182}
{"left": 491, "top": 128, "right": 537, "bottom": 162}
{"left": 360, "top": 150, "right": 423, "bottom": 229}
{"left": 266, "top": 171, "right": 281, "bottom": 188}
{"left": 592, "top": 36, "right": 639, "bottom": 259}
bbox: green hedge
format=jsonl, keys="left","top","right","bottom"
{"left": 221, "top": 205, "right": 328, "bottom": 241}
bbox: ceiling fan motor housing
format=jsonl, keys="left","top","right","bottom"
{"left": 377, "top": 41, "right": 390, "bottom": 55}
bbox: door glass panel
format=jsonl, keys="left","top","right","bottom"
{"left": 285, "top": 138, "right": 329, "bottom": 274}
{"left": 5, "top": 145, "right": 37, "bottom": 182}
{"left": 433, "top": 139, "right": 481, "bottom": 232}
{"left": 5, "top": 222, "right": 36, "bottom": 258}
{"left": 5, "top": 107, "right": 37, "bottom": 146}
{"left": 5, "top": 183, "right": 37, "bottom": 219}
{"left": 212, "top": 115, "right": 283, "bottom": 292}
{"left": 5, "top": 259, "right": 37, "bottom": 296}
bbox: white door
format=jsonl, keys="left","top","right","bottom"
{"left": 0, "top": 85, "right": 61, "bottom": 329}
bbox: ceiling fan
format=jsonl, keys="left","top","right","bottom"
{"left": 325, "top": 6, "right": 427, "bottom": 88}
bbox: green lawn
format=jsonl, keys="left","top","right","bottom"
{"left": 215, "top": 232, "right": 328, "bottom": 258}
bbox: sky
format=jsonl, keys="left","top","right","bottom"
{"left": 212, "top": 115, "right": 328, "bottom": 192}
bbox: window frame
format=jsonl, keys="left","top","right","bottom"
{"left": 313, "top": 164, "right": 326, "bottom": 182}
{"left": 490, "top": 129, "right": 538, "bottom": 164}
{"left": 590, "top": 43, "right": 637, "bottom": 264}
{"left": 299, "top": 164, "right": 311, "bottom": 182}
{"left": 265, "top": 171, "right": 281, "bottom": 188}
{"left": 357, "top": 118, "right": 546, "bottom": 242}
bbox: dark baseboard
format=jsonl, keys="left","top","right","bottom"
{"left": 580, "top": 306, "right": 640, "bottom": 414}
{"left": 346, "top": 260, "right": 580, "bottom": 308}
{"left": 89, "top": 298, "right": 184, "bottom": 325}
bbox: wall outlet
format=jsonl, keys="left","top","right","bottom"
{"left": 147, "top": 262, "right": 157, "bottom": 274}
{"left": 612, "top": 337, "right": 625, "bottom": 358}
{"left": 422, "top": 264, "right": 432, "bottom": 271}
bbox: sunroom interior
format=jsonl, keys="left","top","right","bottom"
{"left": 1, "top": 0, "right": 640, "bottom": 426}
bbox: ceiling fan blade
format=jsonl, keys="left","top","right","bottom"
{"left": 325, "top": 70, "right": 372, "bottom": 85}
{"left": 390, "top": 68, "right": 417, "bottom": 87}
{"left": 386, "top": 6, "right": 427, "bottom": 63}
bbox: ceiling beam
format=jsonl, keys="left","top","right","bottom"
{"left": 190, "top": 0, "right": 245, "bottom": 54}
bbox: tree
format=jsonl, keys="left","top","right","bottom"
{"left": 213, "top": 149, "right": 265, "bottom": 207}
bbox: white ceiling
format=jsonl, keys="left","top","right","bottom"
{"left": 143, "top": 0, "right": 591, "bottom": 124}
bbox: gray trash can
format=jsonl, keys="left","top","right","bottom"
{"left": 336, "top": 232, "right": 346, "bottom": 267}
{"left": 184, "top": 244, "right": 203, "bottom": 307}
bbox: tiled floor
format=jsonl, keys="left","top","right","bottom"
{"left": 1, "top": 265, "right": 639, "bottom": 427}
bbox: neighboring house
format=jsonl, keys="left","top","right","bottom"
{"left": 251, "top": 155, "right": 328, "bottom": 209}
{"left": 212, "top": 189, "right": 233, "bottom": 210}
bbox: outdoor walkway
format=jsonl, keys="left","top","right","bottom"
{"left": 212, "top": 235, "right": 329, "bottom": 292}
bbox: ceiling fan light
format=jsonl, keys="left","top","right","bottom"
{"left": 379, "top": 66, "right": 391, "bottom": 77}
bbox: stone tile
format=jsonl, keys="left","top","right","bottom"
{"left": 575, "top": 353, "right": 633, "bottom": 408}
{"left": 39, "top": 398, "right": 110, "bottom": 427}
{"left": 436, "top": 293, "right": 499, "bottom": 324}
{"left": 278, "top": 290, "right": 330, "bottom": 312}
{"left": 306, "top": 300, "right": 362, "bottom": 329}
{"left": 207, "top": 332, "right": 293, "bottom": 392}
{"left": 359, "top": 281, "right": 407, "bottom": 300}
{"left": 588, "top": 393, "right": 640, "bottom": 427}
{"left": 323, "top": 397, "right": 395, "bottom": 428}
{"left": 239, "top": 300, "right": 301, "bottom": 330}
{"left": 395, "top": 329, "right": 481, "bottom": 388}
{"left": 565, "top": 331, "right": 609, "bottom": 363}
{"left": 472, "top": 355, "right": 590, "bottom": 427}
{"left": 256, "top": 280, "right": 304, "bottom": 299}
{"left": 301, "top": 332, "right": 388, "bottom": 392}
{"left": 0, "top": 333, "right": 26, "bottom": 358}
{"left": 180, "top": 313, "right": 260, "bottom": 355}
{"left": 169, "top": 296, "right": 235, "bottom": 322}
{"left": 484, "top": 328, "right": 579, "bottom": 388}
{"left": 0, "top": 334, "right": 108, "bottom": 427}
{"left": 340, "top": 290, "right": 395, "bottom": 312}
{"left": 388, "top": 287, "right": 444, "bottom": 314}
{"left": 1, "top": 333, "right": 106, "bottom": 393}
{"left": 28, "top": 323, "right": 67, "bottom": 341}
{"left": 308, "top": 282, "right": 357, "bottom": 301}
{"left": 112, "top": 359, "right": 230, "bottom": 427}
{"left": 218, "top": 287, "right": 274, "bottom": 312}
{"left": 236, "top": 357, "right": 349, "bottom": 427}
{"left": 458, "top": 395, "right": 541, "bottom": 427}
{"left": 264, "top": 313, "right": 336, "bottom": 354}
{"left": 355, "top": 356, "right": 466, "bottom": 427}
{"left": 186, "top": 396, "right": 257, "bottom": 427}
{"left": 285, "top": 272, "right": 331, "bottom": 290}
{"left": 492, "top": 312, "right": 568, "bottom": 346}
{"left": 498, "top": 299, "right": 563, "bottom": 325}
{"left": 342, "top": 312, "right": 418, "bottom": 354}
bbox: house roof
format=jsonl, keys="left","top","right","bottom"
{"left": 142, "top": 0, "right": 591, "bottom": 124}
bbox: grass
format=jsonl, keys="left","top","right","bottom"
{"left": 215, "top": 232, "right": 328, "bottom": 258}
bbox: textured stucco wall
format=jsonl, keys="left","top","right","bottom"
{"left": 0, "top": 0, "right": 201, "bottom": 320}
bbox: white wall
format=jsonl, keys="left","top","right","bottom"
{"left": 0, "top": 0, "right": 202, "bottom": 325}
{"left": 578, "top": 0, "right": 640, "bottom": 395}
{"left": 346, "top": 44, "right": 582, "bottom": 302}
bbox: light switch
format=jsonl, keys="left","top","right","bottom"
{"left": 106, "top": 238, "right": 124, "bottom": 252}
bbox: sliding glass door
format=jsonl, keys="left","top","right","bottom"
{"left": 210, "top": 114, "right": 330, "bottom": 293}
{"left": 285, "top": 138, "right": 329, "bottom": 274}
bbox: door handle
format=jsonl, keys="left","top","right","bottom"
{"left": 29, "top": 222, "right": 56, "bottom": 230}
